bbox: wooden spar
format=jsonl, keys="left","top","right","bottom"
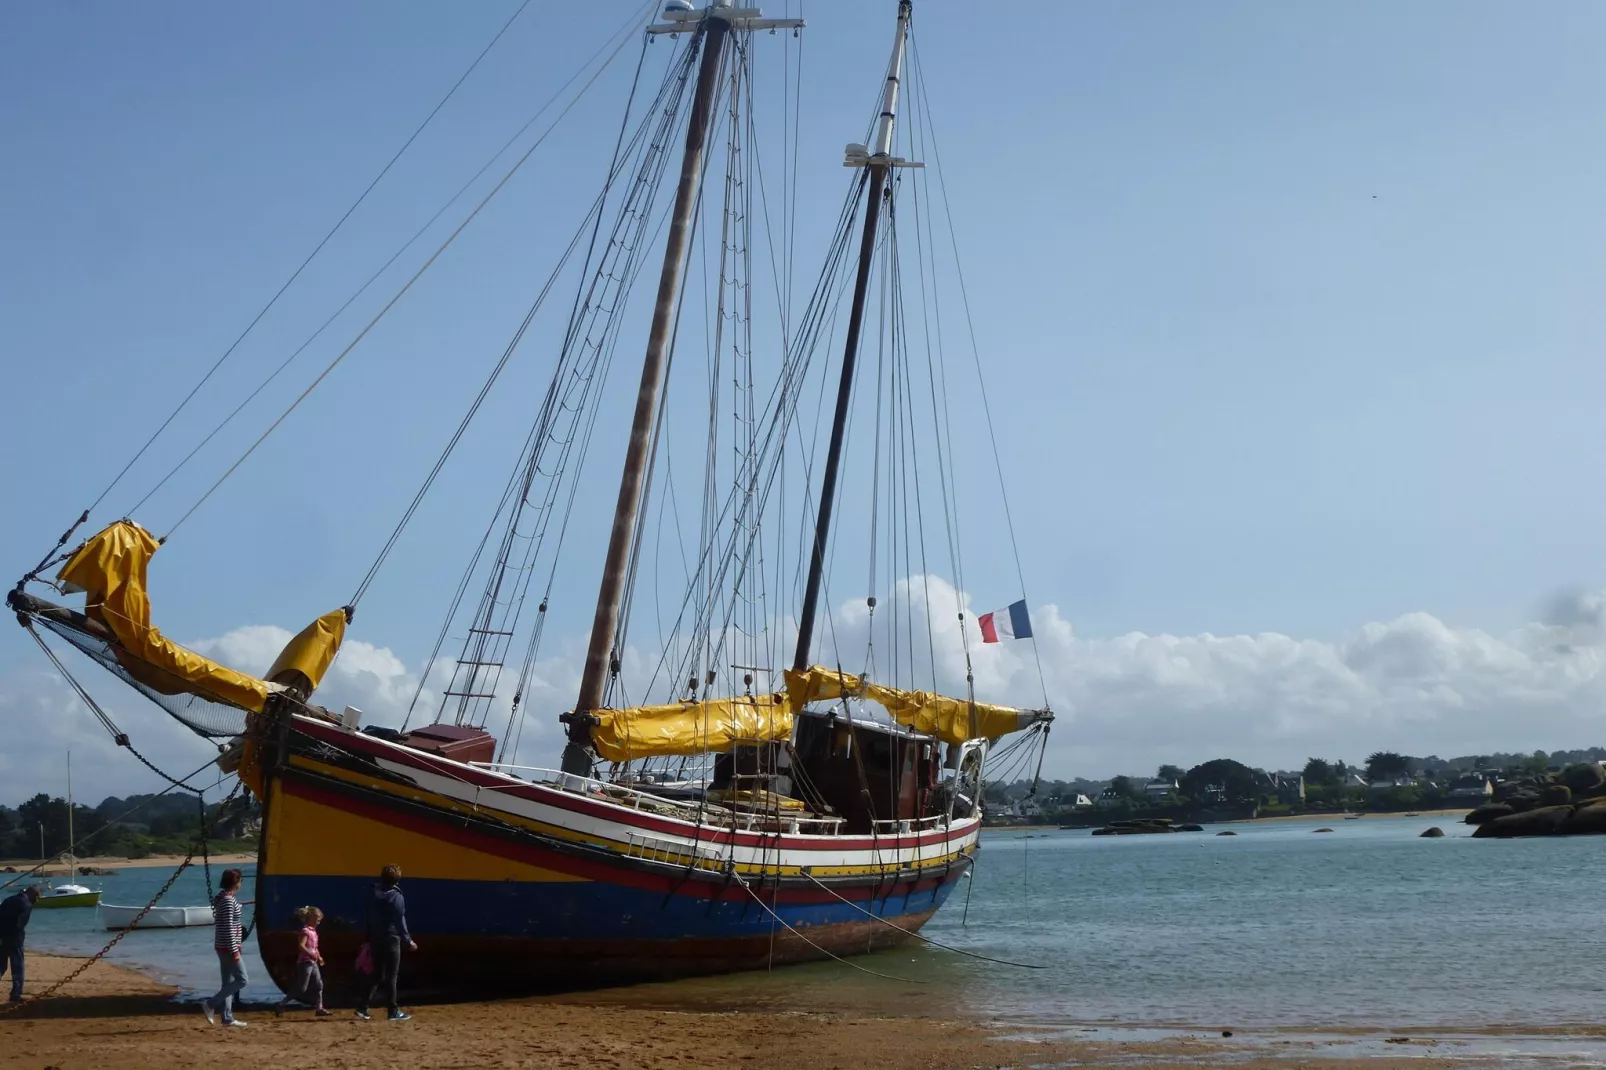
{"left": 792, "top": 1, "right": 912, "bottom": 673}
{"left": 563, "top": 14, "right": 733, "bottom": 775}
{"left": 791, "top": 164, "right": 887, "bottom": 673}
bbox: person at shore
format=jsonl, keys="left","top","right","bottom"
{"left": 0, "top": 886, "right": 41, "bottom": 1003}
{"left": 202, "top": 868, "right": 248, "bottom": 1027}
{"left": 355, "top": 864, "right": 416, "bottom": 1022}
{"left": 275, "top": 906, "right": 328, "bottom": 1018}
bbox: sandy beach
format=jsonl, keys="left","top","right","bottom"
{"left": 1236, "top": 809, "right": 1472, "bottom": 825}
{"left": 0, "top": 854, "right": 256, "bottom": 879}
{"left": 1, "top": 953, "right": 1586, "bottom": 1069}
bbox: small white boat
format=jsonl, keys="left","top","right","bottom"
{"left": 35, "top": 883, "right": 102, "bottom": 909}
{"left": 98, "top": 903, "right": 213, "bottom": 930}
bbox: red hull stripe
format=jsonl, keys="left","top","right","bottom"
{"left": 296, "top": 717, "right": 969, "bottom": 851}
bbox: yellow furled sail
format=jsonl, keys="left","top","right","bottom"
{"left": 56, "top": 521, "right": 349, "bottom": 714}
{"left": 785, "top": 664, "right": 1045, "bottom": 747}
{"left": 266, "top": 608, "right": 349, "bottom": 694}
{"left": 591, "top": 692, "right": 793, "bottom": 763}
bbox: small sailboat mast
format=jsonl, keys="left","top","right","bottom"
{"left": 66, "top": 749, "right": 74, "bottom": 877}
{"left": 564, "top": 0, "right": 804, "bottom": 775}
{"left": 793, "top": 0, "right": 914, "bottom": 672}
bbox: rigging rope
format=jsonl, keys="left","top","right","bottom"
{"left": 0, "top": 779, "right": 247, "bottom": 1018}
{"left": 161, "top": 13, "right": 648, "bottom": 542}
{"left": 0, "top": 754, "right": 220, "bottom": 894}
{"left": 85, "top": 0, "right": 535, "bottom": 523}
{"left": 799, "top": 870, "right": 1044, "bottom": 969}
{"left": 909, "top": 33, "right": 1049, "bottom": 710}
{"left": 127, "top": 4, "right": 659, "bottom": 520}
{"left": 730, "top": 870, "right": 926, "bottom": 985}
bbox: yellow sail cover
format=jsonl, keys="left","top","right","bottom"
{"left": 266, "top": 608, "right": 349, "bottom": 693}
{"left": 785, "top": 664, "right": 1042, "bottom": 747}
{"left": 591, "top": 692, "right": 793, "bottom": 763}
{"left": 56, "top": 521, "right": 348, "bottom": 713}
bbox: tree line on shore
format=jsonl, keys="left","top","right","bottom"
{"left": 0, "top": 791, "right": 260, "bottom": 862}
{"left": 984, "top": 745, "right": 1606, "bottom": 821}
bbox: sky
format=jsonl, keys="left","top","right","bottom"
{"left": 2, "top": 1, "right": 1605, "bottom": 804}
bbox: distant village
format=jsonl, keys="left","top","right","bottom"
{"left": 982, "top": 746, "right": 1606, "bottom": 825}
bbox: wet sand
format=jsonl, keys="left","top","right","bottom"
{"left": 4, "top": 954, "right": 1591, "bottom": 1069}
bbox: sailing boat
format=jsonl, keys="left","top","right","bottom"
{"left": 9, "top": 1, "right": 1050, "bottom": 992}
{"left": 35, "top": 752, "right": 101, "bottom": 910}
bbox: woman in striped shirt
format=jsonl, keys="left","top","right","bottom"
{"left": 202, "top": 868, "right": 248, "bottom": 1027}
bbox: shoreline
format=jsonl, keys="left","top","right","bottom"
{"left": 5, "top": 954, "right": 1604, "bottom": 1069}
{"left": 0, "top": 853, "right": 256, "bottom": 877}
{"left": 1234, "top": 808, "right": 1471, "bottom": 825}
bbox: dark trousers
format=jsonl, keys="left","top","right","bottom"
{"left": 0, "top": 940, "right": 21, "bottom": 1000}
{"left": 358, "top": 936, "right": 401, "bottom": 1014}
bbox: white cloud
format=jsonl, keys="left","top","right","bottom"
{"left": 3, "top": 584, "right": 1604, "bottom": 804}
{"left": 808, "top": 576, "right": 1606, "bottom": 778}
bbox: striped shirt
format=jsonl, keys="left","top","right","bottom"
{"left": 212, "top": 891, "right": 242, "bottom": 953}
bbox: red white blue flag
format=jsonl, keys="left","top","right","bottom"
{"left": 977, "top": 600, "right": 1032, "bottom": 643}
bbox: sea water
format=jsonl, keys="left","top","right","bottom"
{"left": 20, "top": 863, "right": 267, "bottom": 999}
{"left": 22, "top": 814, "right": 1606, "bottom": 1031}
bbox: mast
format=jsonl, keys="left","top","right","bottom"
{"left": 564, "top": 1, "right": 803, "bottom": 775}
{"left": 792, "top": 0, "right": 915, "bottom": 673}
{"left": 66, "top": 749, "right": 74, "bottom": 876}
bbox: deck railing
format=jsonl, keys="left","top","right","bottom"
{"left": 466, "top": 762, "right": 849, "bottom": 835}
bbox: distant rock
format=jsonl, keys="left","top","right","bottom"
{"left": 1564, "top": 802, "right": 1606, "bottom": 835}
{"left": 1543, "top": 784, "right": 1573, "bottom": 807}
{"left": 1465, "top": 803, "right": 1514, "bottom": 826}
{"left": 1177, "top": 824, "right": 1205, "bottom": 832}
{"left": 1313, "top": 827, "right": 1334, "bottom": 833}
{"left": 1420, "top": 827, "right": 1445, "bottom": 838}
{"left": 1216, "top": 830, "right": 1237, "bottom": 836}
{"left": 1471, "top": 805, "right": 1573, "bottom": 839}
{"left": 1092, "top": 818, "right": 1185, "bottom": 835}
{"left": 1562, "top": 763, "right": 1605, "bottom": 793}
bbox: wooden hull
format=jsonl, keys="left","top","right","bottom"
{"left": 247, "top": 715, "right": 976, "bottom": 996}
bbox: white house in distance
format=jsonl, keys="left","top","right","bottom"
{"left": 1095, "top": 787, "right": 1126, "bottom": 809}
{"left": 1446, "top": 775, "right": 1494, "bottom": 800}
{"left": 1146, "top": 779, "right": 1178, "bottom": 801}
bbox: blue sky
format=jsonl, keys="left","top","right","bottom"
{"left": 3, "top": 2, "right": 1605, "bottom": 801}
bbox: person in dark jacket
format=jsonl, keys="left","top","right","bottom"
{"left": 0, "top": 887, "right": 41, "bottom": 1002}
{"left": 355, "top": 864, "right": 417, "bottom": 1021}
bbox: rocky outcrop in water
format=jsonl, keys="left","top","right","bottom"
{"left": 1464, "top": 765, "right": 1606, "bottom": 837}
{"left": 1089, "top": 817, "right": 1207, "bottom": 836}
{"left": 1420, "top": 827, "right": 1444, "bottom": 838}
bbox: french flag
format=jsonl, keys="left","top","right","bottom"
{"left": 977, "top": 599, "right": 1032, "bottom": 644}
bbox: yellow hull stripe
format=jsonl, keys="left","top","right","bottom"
{"left": 263, "top": 783, "right": 586, "bottom": 883}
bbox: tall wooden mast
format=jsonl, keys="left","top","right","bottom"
{"left": 564, "top": 2, "right": 803, "bottom": 775}
{"left": 792, "top": 0, "right": 915, "bottom": 673}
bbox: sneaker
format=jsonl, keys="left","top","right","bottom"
{"left": 354, "top": 1010, "right": 372, "bottom": 1021}
{"left": 388, "top": 1011, "right": 412, "bottom": 1022}
{"left": 201, "top": 1000, "right": 216, "bottom": 1025}
{"left": 315, "top": 1008, "right": 332, "bottom": 1017}
{"left": 224, "top": 1019, "right": 248, "bottom": 1028}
